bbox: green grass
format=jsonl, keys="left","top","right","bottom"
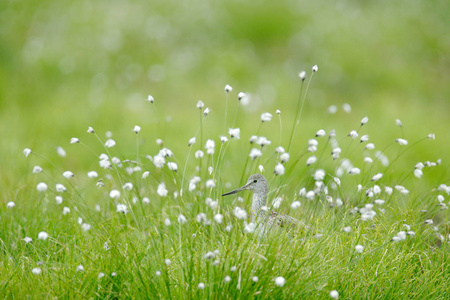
{"left": 1, "top": 77, "right": 450, "bottom": 298}
{"left": 1, "top": 0, "right": 450, "bottom": 298}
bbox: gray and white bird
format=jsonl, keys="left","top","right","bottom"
{"left": 222, "top": 174, "right": 301, "bottom": 237}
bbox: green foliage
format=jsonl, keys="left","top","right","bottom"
{"left": 1, "top": 0, "right": 450, "bottom": 298}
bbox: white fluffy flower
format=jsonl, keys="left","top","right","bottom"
{"left": 105, "top": 139, "right": 116, "bottom": 148}
{"left": 330, "top": 290, "right": 339, "bottom": 299}
{"left": 249, "top": 148, "right": 262, "bottom": 160}
{"left": 147, "top": 95, "right": 154, "bottom": 103}
{"left": 109, "top": 190, "right": 120, "bottom": 199}
{"left": 349, "top": 168, "right": 361, "bottom": 175}
{"left": 414, "top": 169, "right": 423, "bottom": 178}
{"left": 178, "top": 214, "right": 187, "bottom": 224}
{"left": 32, "top": 267, "right": 42, "bottom": 275}
{"left": 23, "top": 148, "right": 32, "bottom": 157}
{"left": 55, "top": 184, "right": 66, "bottom": 193}
{"left": 87, "top": 126, "right": 95, "bottom": 133}
{"left": 38, "top": 231, "right": 49, "bottom": 240}
{"left": 306, "top": 156, "right": 317, "bottom": 166}
{"left": 261, "top": 112, "right": 272, "bottom": 122}
{"left": 312, "top": 65, "right": 318, "bottom": 72}
{"left": 291, "top": 201, "right": 301, "bottom": 209}
{"left": 316, "top": 129, "right": 326, "bottom": 137}
{"left": 133, "top": 125, "right": 141, "bottom": 134}
{"left": 274, "top": 163, "right": 285, "bottom": 175}
{"left": 395, "top": 138, "right": 408, "bottom": 146}
{"left": 63, "top": 207, "right": 71, "bottom": 215}
{"left": 23, "top": 237, "right": 33, "bottom": 243}
{"left": 238, "top": 92, "right": 246, "bottom": 101}
{"left": 7, "top": 201, "right": 15, "bottom": 208}
{"left": 244, "top": 222, "right": 256, "bottom": 233}
{"left": 167, "top": 162, "right": 178, "bottom": 171}
{"left": 275, "top": 276, "right": 286, "bottom": 287}
{"left": 299, "top": 71, "right": 306, "bottom": 80}
{"left": 348, "top": 130, "right": 359, "bottom": 139}
{"left": 63, "top": 171, "right": 74, "bottom": 179}
{"left": 361, "top": 116, "right": 369, "bottom": 125}
{"left": 396, "top": 119, "right": 402, "bottom": 127}
{"left": 56, "top": 146, "right": 66, "bottom": 157}
{"left": 228, "top": 128, "right": 240, "bottom": 139}
{"left": 280, "top": 153, "right": 290, "bottom": 163}
{"left": 116, "top": 204, "right": 128, "bottom": 214}
{"left": 314, "top": 169, "right": 325, "bottom": 181}
{"left": 371, "top": 173, "right": 383, "bottom": 181}
{"left": 214, "top": 214, "right": 223, "bottom": 223}
{"left": 233, "top": 207, "right": 248, "bottom": 219}
{"left": 36, "top": 182, "right": 48, "bottom": 192}
{"left": 355, "top": 245, "right": 364, "bottom": 253}
{"left": 157, "top": 183, "right": 168, "bottom": 197}
{"left": 225, "top": 84, "right": 233, "bottom": 93}
{"left": 70, "top": 138, "right": 79, "bottom": 144}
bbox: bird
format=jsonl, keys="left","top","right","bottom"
{"left": 222, "top": 174, "right": 302, "bottom": 237}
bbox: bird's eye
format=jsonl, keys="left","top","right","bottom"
{"left": 253, "top": 180, "right": 258, "bottom": 183}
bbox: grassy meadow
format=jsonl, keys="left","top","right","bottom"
{"left": 1, "top": 0, "right": 450, "bottom": 298}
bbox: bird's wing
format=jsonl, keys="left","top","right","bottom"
{"left": 270, "top": 211, "right": 302, "bottom": 231}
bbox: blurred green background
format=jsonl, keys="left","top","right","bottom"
{"left": 1, "top": 0, "right": 449, "bottom": 192}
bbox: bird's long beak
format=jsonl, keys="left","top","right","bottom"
{"left": 221, "top": 182, "right": 251, "bottom": 196}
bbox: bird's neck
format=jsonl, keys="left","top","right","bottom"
{"left": 252, "top": 191, "right": 267, "bottom": 221}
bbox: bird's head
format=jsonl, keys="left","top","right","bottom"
{"left": 222, "top": 174, "right": 268, "bottom": 196}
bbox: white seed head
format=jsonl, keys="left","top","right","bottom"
{"left": 178, "top": 214, "right": 187, "bottom": 224}
{"left": 312, "top": 65, "right": 318, "bottom": 72}
{"left": 276, "top": 109, "right": 281, "bottom": 114}
{"left": 342, "top": 103, "right": 351, "bottom": 113}
{"left": 7, "top": 201, "right": 15, "bottom": 208}
{"left": 348, "top": 130, "right": 358, "bottom": 139}
{"left": 371, "top": 173, "right": 383, "bottom": 181}
{"left": 198, "top": 283, "right": 205, "bottom": 289}
{"left": 328, "top": 105, "right": 337, "bottom": 114}
{"left": 23, "top": 237, "right": 33, "bottom": 243}
{"left": 188, "top": 137, "right": 196, "bottom": 146}
{"left": 360, "top": 135, "right": 369, "bottom": 143}
{"left": 36, "top": 182, "right": 48, "bottom": 192}
{"left": 133, "top": 125, "right": 141, "bottom": 134}
{"left": 428, "top": 133, "right": 435, "bottom": 140}
{"left": 38, "top": 231, "right": 49, "bottom": 240}
{"left": 274, "top": 163, "right": 285, "bottom": 175}
{"left": 261, "top": 112, "right": 273, "bottom": 122}
{"left": 147, "top": 95, "right": 154, "bottom": 103}
{"left": 105, "top": 139, "right": 116, "bottom": 148}
{"left": 224, "top": 276, "right": 231, "bottom": 282}
{"left": 214, "top": 214, "right": 223, "bottom": 224}
{"left": 109, "top": 190, "right": 120, "bottom": 199}
{"left": 275, "top": 276, "right": 286, "bottom": 287}
{"left": 87, "top": 126, "right": 95, "bottom": 133}
{"left": 233, "top": 207, "right": 248, "bottom": 220}
{"left": 167, "top": 162, "right": 178, "bottom": 171}
{"left": 355, "top": 245, "right": 364, "bottom": 253}
{"left": 23, "top": 148, "right": 32, "bottom": 157}
{"left": 414, "top": 169, "right": 423, "bottom": 178}
{"left": 32, "top": 267, "right": 42, "bottom": 275}
{"left": 116, "top": 203, "right": 128, "bottom": 214}
{"left": 299, "top": 71, "right": 306, "bottom": 80}
{"left": 164, "top": 259, "right": 171, "bottom": 266}
{"left": 56, "top": 146, "right": 66, "bottom": 157}
{"left": 238, "top": 92, "right": 246, "bottom": 101}
{"left": 291, "top": 201, "right": 301, "bottom": 209}
{"left": 55, "top": 184, "right": 66, "bottom": 193}
{"left": 70, "top": 138, "right": 79, "bottom": 144}
{"left": 343, "top": 226, "right": 351, "bottom": 233}
{"left": 157, "top": 183, "right": 168, "bottom": 197}
{"left": 63, "top": 207, "right": 70, "bottom": 215}
{"left": 361, "top": 116, "right": 369, "bottom": 125}
{"left": 316, "top": 129, "right": 326, "bottom": 137}
{"left": 259, "top": 165, "right": 264, "bottom": 173}
{"left": 196, "top": 100, "right": 204, "bottom": 108}
{"left": 228, "top": 128, "right": 240, "bottom": 139}
{"left": 249, "top": 148, "right": 262, "bottom": 160}
{"left": 395, "top": 119, "right": 402, "bottom": 127}
{"left": 63, "top": 171, "right": 74, "bottom": 179}
{"left": 330, "top": 290, "right": 339, "bottom": 299}
{"left": 349, "top": 168, "right": 361, "bottom": 175}
{"left": 306, "top": 156, "right": 317, "bottom": 166}
{"left": 225, "top": 84, "right": 233, "bottom": 93}
{"left": 280, "top": 153, "right": 290, "bottom": 163}
{"left": 395, "top": 138, "right": 408, "bottom": 145}
{"left": 203, "top": 107, "right": 210, "bottom": 116}
{"left": 33, "top": 165, "right": 43, "bottom": 174}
